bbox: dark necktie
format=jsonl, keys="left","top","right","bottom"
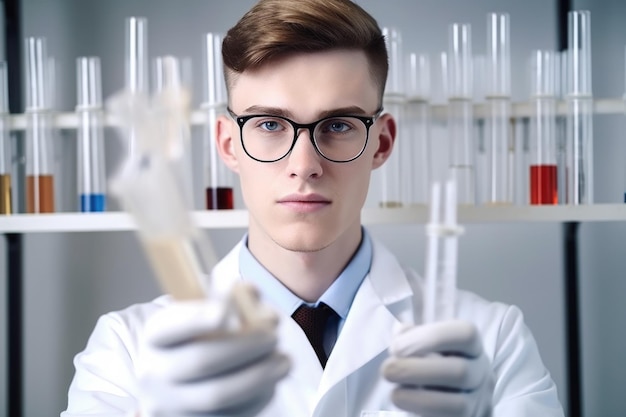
{"left": 291, "top": 302, "right": 336, "bottom": 368}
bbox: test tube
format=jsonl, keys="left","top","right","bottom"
{"left": 423, "top": 179, "right": 460, "bottom": 323}
{"left": 125, "top": 17, "right": 148, "bottom": 158}
{"left": 0, "top": 62, "right": 11, "bottom": 214}
{"left": 380, "top": 27, "right": 404, "bottom": 208}
{"left": 566, "top": 10, "right": 593, "bottom": 205}
{"left": 447, "top": 23, "right": 475, "bottom": 205}
{"left": 153, "top": 55, "right": 194, "bottom": 209}
{"left": 203, "top": 32, "right": 234, "bottom": 210}
{"left": 528, "top": 50, "right": 558, "bottom": 205}
{"left": 484, "top": 13, "right": 513, "bottom": 205}
{"left": 404, "top": 52, "right": 431, "bottom": 206}
{"left": 76, "top": 57, "right": 106, "bottom": 212}
{"left": 24, "top": 37, "right": 55, "bottom": 213}
{"left": 473, "top": 54, "right": 488, "bottom": 205}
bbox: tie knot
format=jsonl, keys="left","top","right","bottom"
{"left": 292, "top": 303, "right": 336, "bottom": 368}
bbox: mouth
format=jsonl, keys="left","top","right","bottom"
{"left": 277, "top": 194, "right": 331, "bottom": 213}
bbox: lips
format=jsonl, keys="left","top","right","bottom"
{"left": 278, "top": 193, "right": 331, "bottom": 204}
{"left": 277, "top": 193, "right": 331, "bottom": 213}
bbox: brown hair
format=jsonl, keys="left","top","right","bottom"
{"left": 222, "top": 0, "right": 388, "bottom": 100}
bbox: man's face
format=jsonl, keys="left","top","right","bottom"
{"left": 218, "top": 49, "right": 394, "bottom": 253}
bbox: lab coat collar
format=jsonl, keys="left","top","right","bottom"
{"left": 316, "top": 238, "right": 415, "bottom": 407}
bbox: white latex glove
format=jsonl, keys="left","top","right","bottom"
{"left": 382, "top": 321, "right": 495, "bottom": 417}
{"left": 137, "top": 286, "right": 290, "bottom": 417}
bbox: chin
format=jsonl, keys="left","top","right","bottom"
{"left": 273, "top": 226, "right": 336, "bottom": 253}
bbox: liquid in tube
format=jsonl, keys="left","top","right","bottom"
{"left": 26, "top": 174, "right": 55, "bottom": 213}
{"left": 0, "top": 173, "right": 11, "bottom": 214}
{"left": 530, "top": 164, "right": 558, "bottom": 205}
{"left": 206, "top": 186, "right": 234, "bottom": 210}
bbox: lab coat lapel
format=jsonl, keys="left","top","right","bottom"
{"left": 277, "top": 311, "right": 323, "bottom": 415}
{"left": 316, "top": 239, "right": 415, "bottom": 406}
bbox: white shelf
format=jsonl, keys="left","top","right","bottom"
{"left": 7, "top": 98, "right": 626, "bottom": 130}
{"left": 0, "top": 205, "right": 625, "bottom": 233}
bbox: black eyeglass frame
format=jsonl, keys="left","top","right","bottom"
{"left": 227, "top": 107, "right": 384, "bottom": 163}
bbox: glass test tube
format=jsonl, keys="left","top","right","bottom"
{"left": 528, "top": 51, "right": 558, "bottom": 205}
{"left": 153, "top": 55, "right": 194, "bottom": 209}
{"left": 404, "top": 52, "right": 431, "bottom": 206}
{"left": 566, "top": 10, "right": 593, "bottom": 205}
{"left": 447, "top": 23, "right": 475, "bottom": 205}
{"left": 556, "top": 50, "right": 568, "bottom": 204}
{"left": 125, "top": 17, "right": 148, "bottom": 158}
{"left": 485, "top": 13, "right": 513, "bottom": 205}
{"left": 380, "top": 27, "right": 403, "bottom": 207}
{"left": 25, "top": 37, "right": 55, "bottom": 213}
{"left": 76, "top": 57, "right": 106, "bottom": 212}
{"left": 472, "top": 54, "right": 488, "bottom": 205}
{"left": 0, "top": 62, "right": 11, "bottom": 214}
{"left": 203, "top": 32, "right": 234, "bottom": 210}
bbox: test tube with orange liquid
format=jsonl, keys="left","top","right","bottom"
{"left": 0, "top": 62, "right": 11, "bottom": 214}
{"left": 24, "top": 37, "right": 55, "bottom": 213}
{"left": 528, "top": 50, "right": 558, "bottom": 205}
{"left": 202, "top": 32, "right": 234, "bottom": 210}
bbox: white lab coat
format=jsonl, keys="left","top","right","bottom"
{"left": 63, "top": 238, "right": 564, "bottom": 417}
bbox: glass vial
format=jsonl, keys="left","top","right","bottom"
{"left": 447, "top": 23, "right": 475, "bottom": 205}
{"left": 380, "top": 27, "right": 404, "bottom": 208}
{"left": 203, "top": 32, "right": 234, "bottom": 210}
{"left": 125, "top": 16, "right": 148, "bottom": 158}
{"left": 404, "top": 52, "right": 431, "bottom": 206}
{"left": 528, "top": 50, "right": 558, "bottom": 205}
{"left": 77, "top": 57, "right": 106, "bottom": 212}
{"left": 0, "top": 62, "right": 11, "bottom": 214}
{"left": 484, "top": 13, "right": 513, "bottom": 205}
{"left": 566, "top": 10, "right": 593, "bottom": 205}
{"left": 25, "top": 37, "right": 55, "bottom": 213}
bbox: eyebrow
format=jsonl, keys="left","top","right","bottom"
{"left": 241, "top": 105, "right": 370, "bottom": 119}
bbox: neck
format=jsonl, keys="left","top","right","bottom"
{"left": 247, "top": 221, "right": 363, "bottom": 303}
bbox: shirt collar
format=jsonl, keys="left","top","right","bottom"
{"left": 238, "top": 229, "right": 373, "bottom": 320}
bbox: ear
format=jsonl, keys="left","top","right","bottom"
{"left": 216, "top": 114, "right": 240, "bottom": 173}
{"left": 371, "top": 113, "right": 396, "bottom": 169}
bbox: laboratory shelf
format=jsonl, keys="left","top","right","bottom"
{"left": 1, "top": 204, "right": 625, "bottom": 233}
{"left": 6, "top": 98, "right": 626, "bottom": 130}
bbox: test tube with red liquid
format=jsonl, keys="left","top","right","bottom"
{"left": 528, "top": 50, "right": 558, "bottom": 205}
{"left": 203, "top": 32, "right": 234, "bottom": 210}
{"left": 24, "top": 37, "right": 55, "bottom": 213}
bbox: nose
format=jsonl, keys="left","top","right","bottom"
{"left": 287, "top": 128, "right": 323, "bottom": 179}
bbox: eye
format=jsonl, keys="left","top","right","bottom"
{"left": 261, "top": 120, "right": 280, "bottom": 131}
{"left": 252, "top": 116, "right": 288, "bottom": 132}
{"left": 322, "top": 118, "right": 353, "bottom": 133}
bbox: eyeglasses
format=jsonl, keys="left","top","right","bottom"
{"left": 227, "top": 107, "right": 383, "bottom": 163}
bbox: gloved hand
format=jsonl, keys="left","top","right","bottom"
{"left": 137, "top": 285, "right": 291, "bottom": 417}
{"left": 382, "top": 320, "right": 495, "bottom": 417}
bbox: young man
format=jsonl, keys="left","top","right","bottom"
{"left": 63, "top": 0, "right": 565, "bottom": 416}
